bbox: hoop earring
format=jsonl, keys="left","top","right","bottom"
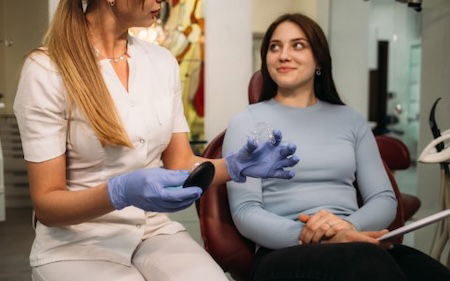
{"left": 107, "top": 0, "right": 115, "bottom": 7}
{"left": 315, "top": 69, "right": 322, "bottom": 76}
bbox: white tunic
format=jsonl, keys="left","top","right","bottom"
{"left": 13, "top": 36, "right": 189, "bottom": 266}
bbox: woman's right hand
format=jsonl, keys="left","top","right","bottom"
{"left": 107, "top": 168, "right": 202, "bottom": 212}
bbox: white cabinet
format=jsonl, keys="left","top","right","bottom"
{"left": 0, "top": 116, "right": 30, "bottom": 207}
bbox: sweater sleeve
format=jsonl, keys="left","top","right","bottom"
{"left": 344, "top": 121, "right": 397, "bottom": 231}
{"left": 223, "top": 111, "right": 303, "bottom": 249}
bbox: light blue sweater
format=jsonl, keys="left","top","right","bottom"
{"left": 223, "top": 99, "right": 397, "bottom": 250}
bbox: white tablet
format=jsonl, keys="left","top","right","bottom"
{"left": 378, "top": 209, "right": 450, "bottom": 242}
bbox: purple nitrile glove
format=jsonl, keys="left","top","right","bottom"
{"left": 107, "top": 168, "right": 202, "bottom": 212}
{"left": 225, "top": 129, "right": 299, "bottom": 182}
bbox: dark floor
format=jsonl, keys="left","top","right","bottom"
{"left": 0, "top": 208, "right": 34, "bottom": 281}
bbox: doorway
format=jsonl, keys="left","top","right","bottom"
{"left": 369, "top": 0, "right": 422, "bottom": 161}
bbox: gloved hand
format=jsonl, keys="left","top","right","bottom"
{"left": 225, "top": 129, "right": 299, "bottom": 182}
{"left": 107, "top": 168, "right": 202, "bottom": 212}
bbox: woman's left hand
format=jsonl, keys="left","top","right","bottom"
{"left": 322, "top": 228, "right": 387, "bottom": 245}
{"left": 298, "top": 210, "right": 355, "bottom": 244}
{"left": 225, "top": 129, "right": 299, "bottom": 182}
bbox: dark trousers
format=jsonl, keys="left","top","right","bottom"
{"left": 252, "top": 243, "right": 450, "bottom": 281}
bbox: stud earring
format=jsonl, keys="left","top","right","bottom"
{"left": 107, "top": 0, "right": 115, "bottom": 7}
{"left": 315, "top": 69, "right": 322, "bottom": 76}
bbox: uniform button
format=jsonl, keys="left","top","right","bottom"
{"left": 139, "top": 138, "right": 145, "bottom": 144}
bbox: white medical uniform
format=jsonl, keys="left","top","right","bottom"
{"left": 14, "top": 36, "right": 227, "bottom": 281}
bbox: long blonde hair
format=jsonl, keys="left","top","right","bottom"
{"left": 42, "top": 0, "right": 133, "bottom": 147}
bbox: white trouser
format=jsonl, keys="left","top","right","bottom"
{"left": 31, "top": 231, "right": 228, "bottom": 281}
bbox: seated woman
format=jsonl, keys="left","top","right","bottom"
{"left": 223, "top": 13, "right": 450, "bottom": 281}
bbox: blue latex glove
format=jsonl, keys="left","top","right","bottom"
{"left": 225, "top": 129, "right": 299, "bottom": 182}
{"left": 107, "top": 168, "right": 202, "bottom": 212}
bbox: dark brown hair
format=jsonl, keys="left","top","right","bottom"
{"left": 259, "top": 13, "right": 344, "bottom": 105}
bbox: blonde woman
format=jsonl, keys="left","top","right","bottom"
{"left": 13, "top": 1, "right": 299, "bottom": 280}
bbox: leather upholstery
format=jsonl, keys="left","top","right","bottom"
{"left": 376, "top": 136, "right": 411, "bottom": 170}
{"left": 248, "top": 71, "right": 263, "bottom": 104}
{"left": 375, "top": 136, "right": 421, "bottom": 222}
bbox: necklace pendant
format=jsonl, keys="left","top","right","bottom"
{"left": 93, "top": 47, "right": 127, "bottom": 63}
